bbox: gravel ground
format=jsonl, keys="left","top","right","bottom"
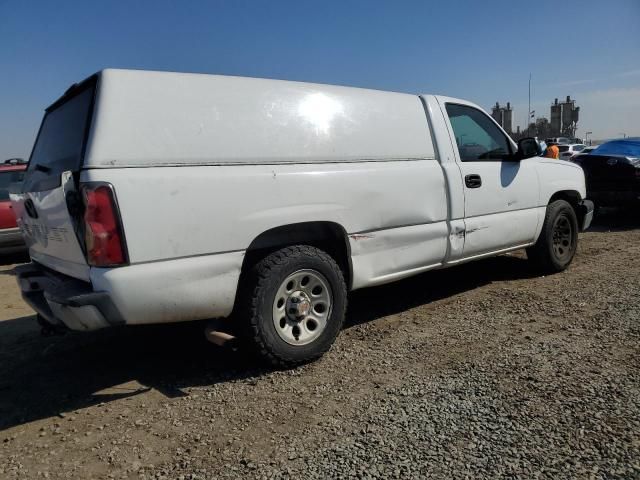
{"left": 0, "top": 210, "right": 638, "bottom": 479}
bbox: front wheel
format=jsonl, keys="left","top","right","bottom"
{"left": 239, "top": 245, "right": 347, "bottom": 368}
{"left": 527, "top": 199, "right": 579, "bottom": 273}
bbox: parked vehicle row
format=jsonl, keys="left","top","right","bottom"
{"left": 545, "top": 137, "right": 572, "bottom": 145}
{"left": 572, "top": 138, "right": 640, "bottom": 210}
{"left": 559, "top": 143, "right": 587, "bottom": 160}
{"left": 534, "top": 134, "right": 637, "bottom": 212}
{"left": 545, "top": 137, "right": 583, "bottom": 146}
{"left": 578, "top": 145, "right": 597, "bottom": 155}
{"left": 10, "top": 69, "right": 594, "bottom": 366}
{"left": 0, "top": 159, "right": 26, "bottom": 254}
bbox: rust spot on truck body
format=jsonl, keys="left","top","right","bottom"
{"left": 349, "top": 233, "right": 375, "bottom": 241}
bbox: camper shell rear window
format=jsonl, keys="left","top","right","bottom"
{"left": 23, "top": 77, "right": 96, "bottom": 192}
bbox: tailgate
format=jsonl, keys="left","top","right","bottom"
{"left": 11, "top": 78, "right": 96, "bottom": 281}
{"left": 11, "top": 172, "right": 89, "bottom": 280}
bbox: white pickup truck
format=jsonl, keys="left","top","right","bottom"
{"left": 12, "top": 69, "right": 593, "bottom": 367}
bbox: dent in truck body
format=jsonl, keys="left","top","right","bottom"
{"left": 349, "top": 222, "right": 449, "bottom": 289}
{"left": 90, "top": 252, "right": 244, "bottom": 324}
{"left": 462, "top": 207, "right": 542, "bottom": 256}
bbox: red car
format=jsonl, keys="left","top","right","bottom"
{"left": 0, "top": 159, "right": 27, "bottom": 254}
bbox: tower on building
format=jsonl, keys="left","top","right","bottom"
{"left": 491, "top": 101, "right": 513, "bottom": 134}
{"left": 550, "top": 96, "right": 579, "bottom": 138}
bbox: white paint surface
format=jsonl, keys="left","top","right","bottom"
{"left": 12, "top": 70, "right": 590, "bottom": 329}
{"left": 86, "top": 69, "right": 435, "bottom": 167}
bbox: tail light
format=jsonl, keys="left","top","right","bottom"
{"left": 81, "top": 184, "right": 127, "bottom": 267}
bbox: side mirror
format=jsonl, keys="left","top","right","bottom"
{"left": 517, "top": 137, "right": 542, "bottom": 160}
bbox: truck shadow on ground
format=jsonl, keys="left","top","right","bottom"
{"left": 0, "top": 253, "right": 541, "bottom": 432}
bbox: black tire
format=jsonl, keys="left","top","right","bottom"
{"left": 238, "top": 245, "right": 347, "bottom": 368}
{"left": 527, "top": 199, "right": 579, "bottom": 273}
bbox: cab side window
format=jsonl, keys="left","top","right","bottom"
{"left": 445, "top": 103, "right": 512, "bottom": 161}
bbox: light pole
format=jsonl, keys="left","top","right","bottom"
{"left": 585, "top": 131, "right": 592, "bottom": 145}
{"left": 527, "top": 73, "right": 532, "bottom": 137}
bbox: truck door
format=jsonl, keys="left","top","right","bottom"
{"left": 439, "top": 99, "right": 540, "bottom": 258}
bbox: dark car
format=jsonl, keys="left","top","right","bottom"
{"left": 0, "top": 159, "right": 27, "bottom": 253}
{"left": 572, "top": 138, "right": 640, "bottom": 210}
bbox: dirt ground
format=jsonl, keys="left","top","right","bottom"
{"left": 0, "top": 210, "right": 638, "bottom": 479}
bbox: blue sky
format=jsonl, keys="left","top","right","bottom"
{"left": 1, "top": 0, "right": 639, "bottom": 159}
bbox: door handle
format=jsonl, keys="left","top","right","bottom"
{"left": 465, "top": 174, "right": 482, "bottom": 188}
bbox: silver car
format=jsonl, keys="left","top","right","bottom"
{"left": 559, "top": 144, "right": 587, "bottom": 160}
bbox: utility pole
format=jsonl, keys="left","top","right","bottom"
{"left": 527, "top": 73, "right": 531, "bottom": 137}
{"left": 585, "top": 131, "right": 592, "bottom": 145}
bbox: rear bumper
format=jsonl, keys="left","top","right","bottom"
{"left": 16, "top": 263, "right": 124, "bottom": 331}
{"left": 17, "top": 251, "right": 244, "bottom": 331}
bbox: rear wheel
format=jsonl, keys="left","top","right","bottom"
{"left": 239, "top": 245, "right": 347, "bottom": 368}
{"left": 527, "top": 199, "right": 578, "bottom": 273}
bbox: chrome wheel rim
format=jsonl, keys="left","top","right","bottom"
{"left": 552, "top": 214, "right": 574, "bottom": 261}
{"left": 272, "top": 269, "right": 332, "bottom": 346}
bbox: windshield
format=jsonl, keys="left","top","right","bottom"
{"left": 23, "top": 83, "right": 95, "bottom": 192}
{"left": 558, "top": 146, "right": 570, "bottom": 152}
{"left": 592, "top": 139, "right": 640, "bottom": 158}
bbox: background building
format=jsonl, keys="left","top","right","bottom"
{"left": 491, "top": 102, "right": 513, "bottom": 134}
{"left": 510, "top": 95, "right": 581, "bottom": 141}
{"left": 550, "top": 96, "right": 580, "bottom": 138}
